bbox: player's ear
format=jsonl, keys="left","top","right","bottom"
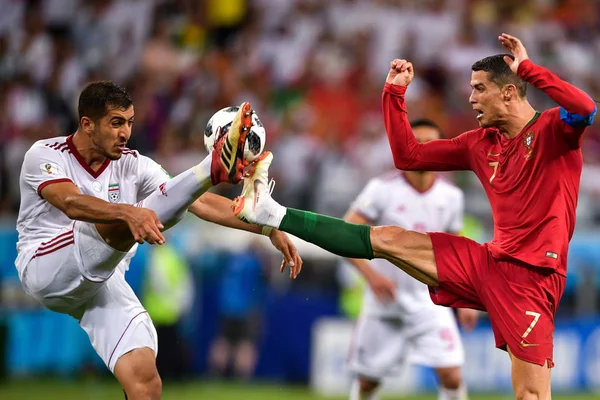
{"left": 80, "top": 116, "right": 95, "bottom": 134}
{"left": 502, "top": 84, "right": 516, "bottom": 101}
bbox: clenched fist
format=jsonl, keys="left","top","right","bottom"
{"left": 386, "top": 59, "right": 414, "bottom": 87}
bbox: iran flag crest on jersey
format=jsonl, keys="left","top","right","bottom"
{"left": 108, "top": 183, "right": 120, "bottom": 203}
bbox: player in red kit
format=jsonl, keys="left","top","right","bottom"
{"left": 232, "top": 33, "right": 596, "bottom": 399}
{"left": 379, "top": 33, "right": 596, "bottom": 399}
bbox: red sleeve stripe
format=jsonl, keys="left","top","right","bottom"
{"left": 32, "top": 238, "right": 75, "bottom": 259}
{"left": 37, "top": 178, "right": 74, "bottom": 198}
{"left": 45, "top": 142, "right": 68, "bottom": 150}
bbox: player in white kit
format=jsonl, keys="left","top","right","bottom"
{"left": 343, "top": 119, "right": 478, "bottom": 400}
{"left": 15, "top": 81, "right": 302, "bottom": 400}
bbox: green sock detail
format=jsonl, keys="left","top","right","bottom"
{"left": 279, "top": 208, "right": 374, "bottom": 259}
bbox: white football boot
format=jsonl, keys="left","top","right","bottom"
{"left": 232, "top": 151, "right": 286, "bottom": 227}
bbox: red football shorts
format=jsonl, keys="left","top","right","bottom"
{"left": 427, "top": 232, "right": 565, "bottom": 367}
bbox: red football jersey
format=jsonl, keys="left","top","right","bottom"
{"left": 382, "top": 60, "right": 596, "bottom": 276}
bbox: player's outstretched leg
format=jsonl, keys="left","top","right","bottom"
{"left": 97, "top": 102, "right": 253, "bottom": 251}
{"left": 232, "top": 152, "right": 438, "bottom": 285}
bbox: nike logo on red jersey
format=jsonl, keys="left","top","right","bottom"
{"left": 520, "top": 340, "right": 539, "bottom": 348}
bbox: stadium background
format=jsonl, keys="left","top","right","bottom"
{"left": 1, "top": 0, "right": 600, "bottom": 398}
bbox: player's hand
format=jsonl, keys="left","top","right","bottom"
{"left": 124, "top": 207, "right": 165, "bottom": 245}
{"left": 498, "top": 33, "right": 529, "bottom": 74}
{"left": 268, "top": 229, "right": 303, "bottom": 279}
{"left": 367, "top": 273, "right": 396, "bottom": 303}
{"left": 386, "top": 59, "right": 414, "bottom": 87}
{"left": 457, "top": 308, "right": 479, "bottom": 332}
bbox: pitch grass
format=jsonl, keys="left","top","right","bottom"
{"left": 0, "top": 379, "right": 598, "bottom": 400}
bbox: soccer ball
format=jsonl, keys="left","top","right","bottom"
{"left": 204, "top": 106, "right": 266, "bottom": 162}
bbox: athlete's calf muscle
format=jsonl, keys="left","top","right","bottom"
{"left": 370, "top": 226, "right": 438, "bottom": 286}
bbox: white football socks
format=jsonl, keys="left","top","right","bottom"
{"left": 138, "top": 155, "right": 213, "bottom": 230}
{"left": 259, "top": 199, "right": 286, "bottom": 228}
{"left": 254, "top": 187, "right": 286, "bottom": 228}
{"left": 438, "top": 383, "right": 468, "bottom": 400}
{"left": 348, "top": 379, "right": 467, "bottom": 400}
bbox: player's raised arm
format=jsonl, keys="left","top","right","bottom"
{"left": 500, "top": 33, "right": 597, "bottom": 131}
{"left": 383, "top": 59, "right": 473, "bottom": 171}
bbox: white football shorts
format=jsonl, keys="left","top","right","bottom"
{"left": 347, "top": 308, "right": 465, "bottom": 380}
{"left": 20, "top": 221, "right": 158, "bottom": 372}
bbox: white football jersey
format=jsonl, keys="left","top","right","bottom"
{"left": 15, "top": 136, "right": 170, "bottom": 278}
{"left": 350, "top": 171, "right": 464, "bottom": 318}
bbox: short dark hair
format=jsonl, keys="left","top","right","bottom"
{"left": 410, "top": 118, "right": 442, "bottom": 139}
{"left": 471, "top": 54, "right": 527, "bottom": 98}
{"left": 78, "top": 81, "right": 132, "bottom": 123}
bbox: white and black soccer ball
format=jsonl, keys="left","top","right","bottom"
{"left": 204, "top": 106, "right": 266, "bottom": 162}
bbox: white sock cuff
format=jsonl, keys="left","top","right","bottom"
{"left": 439, "top": 383, "right": 467, "bottom": 400}
{"left": 192, "top": 154, "right": 213, "bottom": 187}
{"left": 267, "top": 203, "right": 286, "bottom": 229}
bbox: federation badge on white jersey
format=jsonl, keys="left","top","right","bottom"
{"left": 108, "top": 183, "right": 120, "bottom": 203}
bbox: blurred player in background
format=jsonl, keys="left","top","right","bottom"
{"left": 208, "top": 240, "right": 269, "bottom": 381}
{"left": 344, "top": 119, "right": 477, "bottom": 400}
{"left": 233, "top": 33, "right": 597, "bottom": 399}
{"left": 15, "top": 81, "right": 301, "bottom": 400}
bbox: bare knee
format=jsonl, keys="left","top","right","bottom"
{"left": 359, "top": 376, "right": 379, "bottom": 394}
{"left": 436, "top": 367, "right": 462, "bottom": 390}
{"left": 128, "top": 373, "right": 162, "bottom": 400}
{"left": 513, "top": 377, "right": 548, "bottom": 400}
{"left": 514, "top": 387, "right": 544, "bottom": 400}
{"left": 95, "top": 222, "right": 137, "bottom": 252}
{"left": 115, "top": 348, "right": 162, "bottom": 400}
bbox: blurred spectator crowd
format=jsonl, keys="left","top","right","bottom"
{"left": 1, "top": 0, "right": 600, "bottom": 230}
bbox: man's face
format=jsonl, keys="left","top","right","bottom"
{"left": 469, "top": 70, "right": 509, "bottom": 128}
{"left": 413, "top": 125, "right": 440, "bottom": 144}
{"left": 89, "top": 105, "right": 134, "bottom": 160}
{"left": 413, "top": 125, "right": 441, "bottom": 174}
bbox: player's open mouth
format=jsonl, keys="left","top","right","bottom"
{"left": 474, "top": 110, "right": 484, "bottom": 120}
{"left": 116, "top": 144, "right": 126, "bottom": 151}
